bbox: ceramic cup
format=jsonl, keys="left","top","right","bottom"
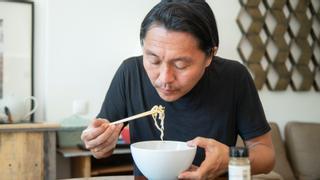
{"left": 0, "top": 95, "right": 38, "bottom": 123}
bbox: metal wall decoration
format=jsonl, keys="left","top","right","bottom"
{"left": 237, "top": 0, "right": 320, "bottom": 91}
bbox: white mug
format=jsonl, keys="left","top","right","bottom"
{"left": 0, "top": 95, "right": 38, "bottom": 123}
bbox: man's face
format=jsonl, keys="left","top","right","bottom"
{"left": 142, "top": 26, "right": 212, "bottom": 102}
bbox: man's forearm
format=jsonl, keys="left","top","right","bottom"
{"left": 248, "top": 142, "right": 275, "bottom": 174}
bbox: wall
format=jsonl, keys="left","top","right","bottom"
{"left": 34, "top": 0, "right": 320, "bottom": 134}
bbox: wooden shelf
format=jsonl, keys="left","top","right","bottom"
{"left": 91, "top": 153, "right": 133, "bottom": 176}
{"left": 58, "top": 146, "right": 131, "bottom": 158}
{"left": 58, "top": 147, "right": 92, "bottom": 157}
{"left": 91, "top": 164, "right": 133, "bottom": 176}
{"left": 0, "top": 122, "right": 60, "bottom": 132}
{"left": 58, "top": 146, "right": 133, "bottom": 177}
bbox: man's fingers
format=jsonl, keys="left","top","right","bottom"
{"left": 94, "top": 124, "right": 122, "bottom": 152}
{"left": 92, "top": 118, "right": 108, "bottom": 127}
{"left": 91, "top": 147, "right": 113, "bottom": 159}
{"left": 93, "top": 138, "right": 115, "bottom": 153}
{"left": 81, "top": 124, "right": 106, "bottom": 141}
{"left": 178, "top": 165, "right": 198, "bottom": 179}
{"left": 109, "top": 123, "right": 124, "bottom": 143}
{"left": 81, "top": 118, "right": 109, "bottom": 141}
{"left": 100, "top": 124, "right": 123, "bottom": 148}
{"left": 86, "top": 124, "right": 114, "bottom": 148}
{"left": 188, "top": 137, "right": 212, "bottom": 149}
{"left": 179, "top": 164, "right": 209, "bottom": 180}
{"left": 178, "top": 169, "right": 202, "bottom": 180}
{"left": 91, "top": 124, "right": 124, "bottom": 157}
{"left": 86, "top": 123, "right": 123, "bottom": 149}
{"left": 115, "top": 123, "right": 124, "bottom": 133}
{"left": 188, "top": 165, "right": 198, "bottom": 171}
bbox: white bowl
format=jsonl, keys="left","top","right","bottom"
{"left": 130, "top": 140, "right": 196, "bottom": 180}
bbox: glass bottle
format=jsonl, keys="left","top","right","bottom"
{"left": 228, "top": 146, "right": 251, "bottom": 180}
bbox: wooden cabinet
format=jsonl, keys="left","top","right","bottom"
{"left": 57, "top": 146, "right": 133, "bottom": 178}
{"left": 0, "top": 122, "right": 60, "bottom": 180}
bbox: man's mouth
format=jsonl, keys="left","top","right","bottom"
{"left": 158, "top": 88, "right": 177, "bottom": 95}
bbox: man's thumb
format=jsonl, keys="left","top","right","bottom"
{"left": 91, "top": 118, "right": 107, "bottom": 127}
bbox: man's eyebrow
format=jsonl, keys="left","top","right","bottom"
{"left": 145, "top": 49, "right": 159, "bottom": 57}
{"left": 171, "top": 57, "right": 193, "bottom": 62}
{"left": 145, "top": 49, "right": 192, "bottom": 62}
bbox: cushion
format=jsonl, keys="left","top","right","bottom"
{"left": 285, "top": 121, "right": 320, "bottom": 180}
{"left": 269, "top": 122, "right": 295, "bottom": 180}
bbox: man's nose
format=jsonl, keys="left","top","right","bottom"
{"left": 159, "top": 65, "right": 175, "bottom": 84}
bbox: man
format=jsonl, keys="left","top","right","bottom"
{"left": 81, "top": 0, "right": 275, "bottom": 179}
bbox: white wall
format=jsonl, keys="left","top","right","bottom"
{"left": 34, "top": 0, "right": 320, "bottom": 133}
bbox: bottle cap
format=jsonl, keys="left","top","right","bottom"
{"left": 229, "top": 146, "right": 249, "bottom": 157}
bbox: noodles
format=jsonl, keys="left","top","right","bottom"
{"left": 151, "top": 105, "right": 165, "bottom": 141}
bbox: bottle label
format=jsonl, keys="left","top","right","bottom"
{"left": 228, "top": 165, "right": 251, "bottom": 180}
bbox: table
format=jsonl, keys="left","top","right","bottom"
{"left": 62, "top": 171, "right": 283, "bottom": 180}
{"left": 0, "top": 122, "right": 60, "bottom": 180}
{"left": 61, "top": 176, "right": 136, "bottom": 180}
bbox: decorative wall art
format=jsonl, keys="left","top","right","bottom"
{"left": 0, "top": 19, "right": 3, "bottom": 98}
{"left": 237, "top": 0, "right": 320, "bottom": 91}
{"left": 0, "top": 1, "right": 34, "bottom": 122}
{"left": 0, "top": 0, "right": 34, "bottom": 97}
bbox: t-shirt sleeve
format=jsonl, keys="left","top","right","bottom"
{"left": 97, "top": 61, "right": 128, "bottom": 122}
{"left": 235, "top": 64, "right": 270, "bottom": 140}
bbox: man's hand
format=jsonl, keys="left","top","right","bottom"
{"left": 178, "top": 137, "right": 229, "bottom": 180}
{"left": 81, "top": 118, "right": 123, "bottom": 158}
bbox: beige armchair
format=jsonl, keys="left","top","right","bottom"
{"left": 236, "top": 121, "right": 320, "bottom": 180}
{"left": 269, "top": 122, "right": 296, "bottom": 180}
{"left": 285, "top": 122, "right": 320, "bottom": 180}
{"left": 236, "top": 122, "right": 295, "bottom": 180}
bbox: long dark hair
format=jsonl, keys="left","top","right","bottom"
{"left": 140, "top": 0, "right": 219, "bottom": 56}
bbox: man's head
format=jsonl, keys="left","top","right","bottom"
{"left": 140, "top": 0, "right": 219, "bottom": 102}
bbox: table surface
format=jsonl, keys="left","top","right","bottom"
{"left": 61, "top": 171, "right": 283, "bottom": 180}
{"left": 61, "top": 176, "right": 135, "bottom": 180}
{"left": 0, "top": 122, "right": 60, "bottom": 132}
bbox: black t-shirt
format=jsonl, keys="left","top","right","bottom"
{"left": 97, "top": 55, "right": 270, "bottom": 175}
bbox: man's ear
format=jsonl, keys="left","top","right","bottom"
{"left": 212, "top": 46, "right": 218, "bottom": 56}
{"left": 205, "top": 46, "right": 218, "bottom": 67}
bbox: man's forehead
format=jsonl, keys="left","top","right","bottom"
{"left": 144, "top": 27, "right": 200, "bottom": 50}
{"left": 145, "top": 25, "right": 199, "bottom": 43}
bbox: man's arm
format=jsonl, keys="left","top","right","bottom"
{"left": 178, "top": 132, "right": 275, "bottom": 179}
{"left": 245, "top": 131, "right": 275, "bottom": 174}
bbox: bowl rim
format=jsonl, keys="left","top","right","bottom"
{"left": 130, "top": 140, "right": 196, "bottom": 152}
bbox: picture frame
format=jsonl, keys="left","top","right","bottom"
{"left": 0, "top": 0, "right": 34, "bottom": 121}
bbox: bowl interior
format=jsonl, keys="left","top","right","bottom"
{"left": 131, "top": 140, "right": 195, "bottom": 151}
